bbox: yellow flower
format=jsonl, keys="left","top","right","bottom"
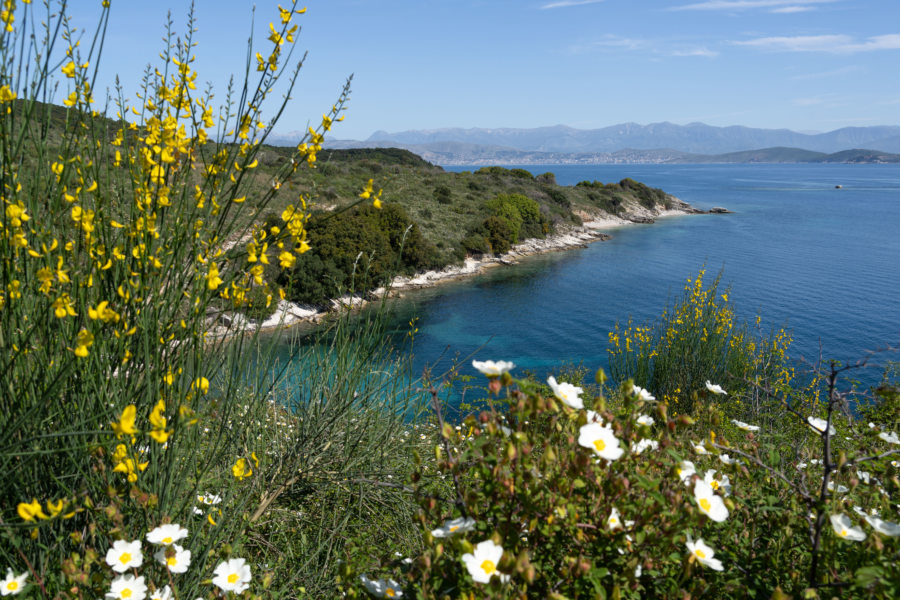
{"left": 74, "top": 329, "right": 94, "bottom": 357}
{"left": 278, "top": 251, "right": 296, "bottom": 269}
{"left": 17, "top": 499, "right": 49, "bottom": 521}
{"left": 63, "top": 91, "right": 78, "bottom": 107}
{"left": 0, "top": 85, "right": 16, "bottom": 103}
{"left": 112, "top": 405, "right": 138, "bottom": 438}
{"left": 191, "top": 377, "right": 210, "bottom": 395}
{"left": 61, "top": 61, "right": 76, "bottom": 78}
{"left": 206, "top": 264, "right": 223, "bottom": 290}
{"left": 232, "top": 458, "right": 252, "bottom": 480}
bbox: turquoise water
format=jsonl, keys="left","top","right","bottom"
{"left": 391, "top": 164, "right": 899, "bottom": 384}
{"left": 277, "top": 164, "right": 900, "bottom": 394}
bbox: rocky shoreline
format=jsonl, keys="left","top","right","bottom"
{"left": 205, "top": 198, "right": 713, "bottom": 338}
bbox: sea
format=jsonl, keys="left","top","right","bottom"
{"left": 273, "top": 164, "right": 900, "bottom": 400}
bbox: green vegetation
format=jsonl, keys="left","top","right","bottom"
{"left": 5, "top": 3, "right": 899, "bottom": 600}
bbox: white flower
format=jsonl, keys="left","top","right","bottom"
{"left": 863, "top": 515, "right": 900, "bottom": 537}
{"left": 704, "top": 470, "right": 732, "bottom": 497}
{"left": 677, "top": 460, "right": 696, "bottom": 485}
{"left": 730, "top": 419, "right": 759, "bottom": 432}
{"left": 105, "top": 540, "right": 143, "bottom": 573}
{"left": 146, "top": 524, "right": 188, "bottom": 546}
{"left": 607, "top": 507, "right": 622, "bottom": 530}
{"left": 547, "top": 376, "right": 584, "bottom": 409}
{"left": 636, "top": 414, "right": 655, "bottom": 427}
{"left": 1, "top": 570, "right": 27, "bottom": 596}
{"left": 586, "top": 410, "right": 604, "bottom": 424}
{"left": 719, "top": 453, "right": 735, "bottom": 465}
{"left": 807, "top": 416, "right": 836, "bottom": 436}
{"left": 692, "top": 441, "right": 709, "bottom": 455}
{"left": 154, "top": 544, "right": 191, "bottom": 574}
{"left": 632, "top": 385, "right": 656, "bottom": 402}
{"left": 106, "top": 575, "right": 147, "bottom": 600}
{"left": 149, "top": 585, "right": 173, "bottom": 600}
{"left": 830, "top": 514, "right": 866, "bottom": 541}
{"left": 212, "top": 558, "right": 252, "bottom": 594}
{"left": 878, "top": 431, "right": 900, "bottom": 445}
{"left": 686, "top": 536, "right": 724, "bottom": 571}
{"left": 857, "top": 470, "right": 872, "bottom": 485}
{"left": 197, "top": 493, "right": 222, "bottom": 505}
{"left": 693, "top": 480, "right": 729, "bottom": 522}
{"left": 472, "top": 360, "right": 515, "bottom": 377}
{"left": 827, "top": 481, "right": 849, "bottom": 494}
{"left": 705, "top": 381, "right": 727, "bottom": 395}
{"left": 578, "top": 422, "right": 625, "bottom": 461}
{"left": 461, "top": 540, "right": 508, "bottom": 584}
{"left": 796, "top": 462, "right": 807, "bottom": 470}
{"left": 631, "top": 438, "right": 659, "bottom": 454}
{"left": 359, "top": 575, "right": 404, "bottom": 598}
{"left": 635, "top": 564, "right": 642, "bottom": 578}
{"left": 431, "top": 517, "right": 476, "bottom": 538}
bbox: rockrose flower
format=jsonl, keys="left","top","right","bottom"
{"left": 1, "top": 570, "right": 27, "bottom": 596}
{"left": 830, "top": 513, "right": 866, "bottom": 541}
{"left": 105, "top": 539, "right": 143, "bottom": 573}
{"left": 548, "top": 376, "right": 584, "bottom": 409}
{"left": 704, "top": 469, "right": 732, "bottom": 496}
{"left": 462, "top": 540, "right": 508, "bottom": 584}
{"left": 677, "top": 460, "right": 696, "bottom": 485}
{"left": 212, "top": 558, "right": 252, "bottom": 594}
{"left": 694, "top": 480, "right": 729, "bottom": 522}
{"left": 154, "top": 544, "right": 191, "bottom": 574}
{"left": 431, "top": 517, "right": 476, "bottom": 538}
{"left": 807, "top": 416, "right": 836, "bottom": 436}
{"left": 359, "top": 575, "right": 404, "bottom": 598}
{"left": 705, "top": 381, "right": 727, "bottom": 395}
{"left": 686, "top": 536, "right": 724, "bottom": 571}
{"left": 472, "top": 360, "right": 514, "bottom": 377}
{"left": 632, "top": 385, "right": 656, "bottom": 402}
{"left": 731, "top": 419, "right": 759, "bottom": 432}
{"left": 106, "top": 575, "right": 146, "bottom": 600}
{"left": 146, "top": 524, "right": 188, "bottom": 546}
{"left": 878, "top": 431, "right": 900, "bottom": 445}
{"left": 578, "top": 422, "right": 625, "bottom": 461}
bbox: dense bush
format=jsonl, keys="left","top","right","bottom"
{"left": 278, "top": 204, "right": 440, "bottom": 304}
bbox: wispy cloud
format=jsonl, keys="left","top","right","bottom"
{"left": 540, "top": 0, "right": 604, "bottom": 9}
{"left": 771, "top": 6, "right": 814, "bottom": 12}
{"left": 735, "top": 34, "right": 900, "bottom": 53}
{"left": 671, "top": 47, "right": 719, "bottom": 57}
{"left": 571, "top": 35, "right": 719, "bottom": 58}
{"left": 671, "top": 0, "right": 835, "bottom": 11}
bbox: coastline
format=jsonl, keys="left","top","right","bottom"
{"left": 205, "top": 202, "right": 702, "bottom": 339}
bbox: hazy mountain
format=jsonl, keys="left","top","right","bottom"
{"left": 361, "top": 122, "right": 900, "bottom": 155}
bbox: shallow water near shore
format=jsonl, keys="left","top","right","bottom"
{"left": 273, "top": 163, "right": 900, "bottom": 401}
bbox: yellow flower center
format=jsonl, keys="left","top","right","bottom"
{"left": 120, "top": 553, "right": 132, "bottom": 564}
{"left": 593, "top": 439, "right": 606, "bottom": 452}
{"left": 481, "top": 560, "right": 496, "bottom": 575}
{"left": 449, "top": 525, "right": 459, "bottom": 532}
{"left": 695, "top": 549, "right": 706, "bottom": 559}
{"left": 386, "top": 589, "right": 396, "bottom": 597}
{"left": 167, "top": 556, "right": 177, "bottom": 566}
{"left": 710, "top": 480, "right": 719, "bottom": 490}
{"left": 228, "top": 573, "right": 239, "bottom": 584}
{"left": 840, "top": 528, "right": 848, "bottom": 537}
{"left": 162, "top": 536, "right": 172, "bottom": 544}
{"left": 699, "top": 498, "right": 711, "bottom": 512}
{"left": 7, "top": 582, "right": 18, "bottom": 591}
{"left": 122, "top": 589, "right": 132, "bottom": 599}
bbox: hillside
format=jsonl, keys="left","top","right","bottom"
{"left": 253, "top": 148, "right": 691, "bottom": 305}
{"left": 270, "top": 121, "right": 900, "bottom": 155}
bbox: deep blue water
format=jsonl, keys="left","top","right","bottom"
{"left": 279, "top": 164, "right": 900, "bottom": 393}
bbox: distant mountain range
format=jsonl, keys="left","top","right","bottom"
{"left": 267, "top": 122, "right": 900, "bottom": 165}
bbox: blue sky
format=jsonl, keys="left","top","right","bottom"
{"left": 66, "top": 0, "right": 900, "bottom": 140}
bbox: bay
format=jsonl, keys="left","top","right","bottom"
{"left": 276, "top": 164, "right": 900, "bottom": 396}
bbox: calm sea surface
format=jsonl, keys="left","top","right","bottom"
{"left": 276, "top": 164, "right": 900, "bottom": 392}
